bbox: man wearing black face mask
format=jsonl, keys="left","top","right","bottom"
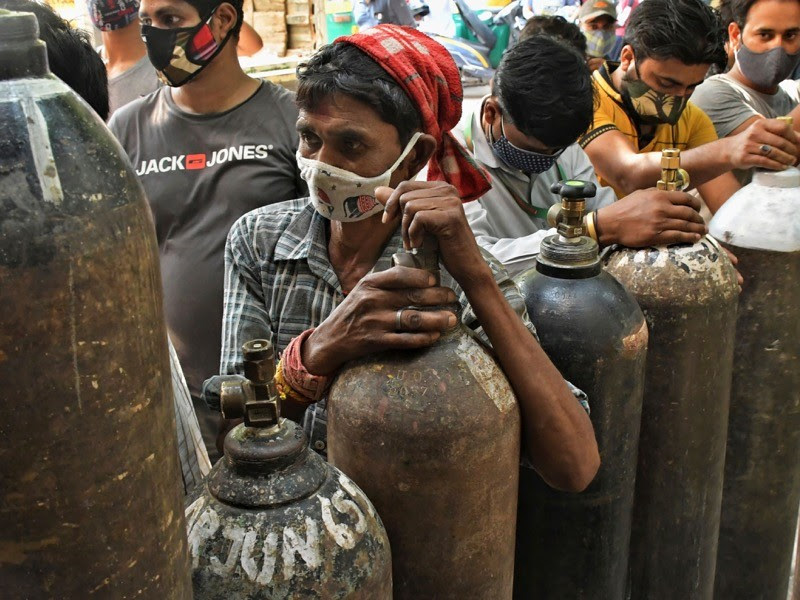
{"left": 463, "top": 35, "right": 709, "bottom": 275}
{"left": 692, "top": 0, "right": 800, "bottom": 184}
{"left": 108, "top": 0, "right": 305, "bottom": 462}
{"left": 580, "top": 0, "right": 799, "bottom": 213}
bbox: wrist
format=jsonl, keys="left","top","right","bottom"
{"left": 302, "top": 327, "right": 341, "bottom": 376}
{"left": 595, "top": 206, "right": 616, "bottom": 247}
{"left": 454, "top": 258, "right": 495, "bottom": 295}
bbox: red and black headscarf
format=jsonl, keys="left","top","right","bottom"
{"left": 336, "top": 25, "right": 491, "bottom": 202}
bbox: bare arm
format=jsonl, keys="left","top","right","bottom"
{"left": 381, "top": 182, "right": 600, "bottom": 492}
{"left": 696, "top": 172, "right": 741, "bottom": 214}
{"left": 584, "top": 120, "right": 797, "bottom": 196}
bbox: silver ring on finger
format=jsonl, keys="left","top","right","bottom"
{"left": 395, "top": 308, "right": 405, "bottom": 332}
{"left": 760, "top": 144, "right": 772, "bottom": 155}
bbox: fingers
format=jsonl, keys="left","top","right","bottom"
{"left": 364, "top": 265, "right": 438, "bottom": 290}
{"left": 722, "top": 246, "right": 738, "bottom": 266}
{"left": 661, "top": 190, "right": 702, "bottom": 212}
{"left": 378, "top": 181, "right": 458, "bottom": 224}
{"left": 658, "top": 218, "right": 706, "bottom": 236}
{"left": 651, "top": 230, "right": 704, "bottom": 245}
{"left": 661, "top": 204, "right": 706, "bottom": 227}
{"left": 392, "top": 308, "right": 457, "bottom": 332}
{"left": 742, "top": 153, "right": 794, "bottom": 171}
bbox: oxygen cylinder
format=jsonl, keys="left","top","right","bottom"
{"left": 327, "top": 247, "right": 521, "bottom": 599}
{"left": 187, "top": 340, "right": 393, "bottom": 599}
{"left": 708, "top": 160, "right": 800, "bottom": 600}
{"left": 513, "top": 180, "right": 647, "bottom": 599}
{"left": 604, "top": 149, "right": 739, "bottom": 600}
{"left": 0, "top": 11, "right": 191, "bottom": 598}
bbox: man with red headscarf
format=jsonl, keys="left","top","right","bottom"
{"left": 213, "top": 25, "right": 599, "bottom": 492}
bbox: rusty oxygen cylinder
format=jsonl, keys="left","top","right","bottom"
{"left": 512, "top": 180, "right": 647, "bottom": 599}
{"left": 604, "top": 149, "right": 739, "bottom": 600}
{"left": 708, "top": 137, "right": 800, "bottom": 600}
{"left": 0, "top": 10, "right": 192, "bottom": 598}
{"left": 327, "top": 246, "right": 521, "bottom": 599}
{"left": 186, "top": 340, "right": 392, "bottom": 598}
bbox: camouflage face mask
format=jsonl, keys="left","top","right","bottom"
{"left": 620, "top": 63, "right": 689, "bottom": 126}
{"left": 141, "top": 8, "right": 232, "bottom": 87}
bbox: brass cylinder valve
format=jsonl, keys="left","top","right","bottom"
{"left": 657, "top": 149, "right": 690, "bottom": 191}
{"left": 547, "top": 180, "right": 597, "bottom": 243}
{"left": 220, "top": 339, "right": 281, "bottom": 428}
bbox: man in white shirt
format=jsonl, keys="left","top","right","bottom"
{"left": 464, "top": 35, "right": 708, "bottom": 275}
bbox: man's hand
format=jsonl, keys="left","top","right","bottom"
{"left": 302, "top": 266, "right": 458, "bottom": 375}
{"left": 378, "top": 181, "right": 493, "bottom": 291}
{"left": 597, "top": 188, "right": 707, "bottom": 247}
{"left": 727, "top": 118, "right": 798, "bottom": 171}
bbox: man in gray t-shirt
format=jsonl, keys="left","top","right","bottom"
{"left": 691, "top": 0, "right": 800, "bottom": 184}
{"left": 109, "top": 0, "right": 305, "bottom": 461}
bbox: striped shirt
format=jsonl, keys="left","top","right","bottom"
{"left": 220, "top": 198, "right": 587, "bottom": 454}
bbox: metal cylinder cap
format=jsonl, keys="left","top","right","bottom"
{"left": 209, "top": 420, "right": 328, "bottom": 508}
{"left": 752, "top": 167, "right": 800, "bottom": 188}
{"left": 0, "top": 10, "right": 49, "bottom": 80}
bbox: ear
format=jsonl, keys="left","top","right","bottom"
{"left": 619, "top": 44, "right": 635, "bottom": 71}
{"left": 400, "top": 133, "right": 437, "bottom": 180}
{"left": 483, "top": 97, "right": 502, "bottom": 130}
{"left": 728, "top": 21, "right": 741, "bottom": 50}
{"left": 213, "top": 2, "right": 239, "bottom": 37}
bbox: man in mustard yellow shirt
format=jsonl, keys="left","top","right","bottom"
{"left": 580, "top": 0, "right": 798, "bottom": 213}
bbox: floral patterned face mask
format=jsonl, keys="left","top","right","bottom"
{"left": 297, "top": 133, "right": 423, "bottom": 222}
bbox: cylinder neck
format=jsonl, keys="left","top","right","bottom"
{"left": 0, "top": 11, "right": 50, "bottom": 81}
{"left": 209, "top": 420, "right": 328, "bottom": 508}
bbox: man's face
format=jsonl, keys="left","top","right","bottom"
{"left": 731, "top": 0, "right": 800, "bottom": 54}
{"left": 582, "top": 15, "right": 615, "bottom": 32}
{"left": 297, "top": 94, "right": 414, "bottom": 186}
{"left": 139, "top": 0, "right": 202, "bottom": 29}
{"left": 619, "top": 47, "right": 709, "bottom": 98}
{"left": 483, "top": 98, "right": 565, "bottom": 155}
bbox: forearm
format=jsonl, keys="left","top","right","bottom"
{"left": 680, "top": 138, "right": 738, "bottom": 186}
{"left": 461, "top": 267, "right": 600, "bottom": 492}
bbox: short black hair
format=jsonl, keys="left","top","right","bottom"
{"left": 624, "top": 0, "right": 726, "bottom": 68}
{"left": 719, "top": 0, "right": 735, "bottom": 27}
{"left": 296, "top": 42, "right": 422, "bottom": 146}
{"left": 184, "top": 0, "right": 244, "bottom": 37}
{"left": 492, "top": 34, "right": 593, "bottom": 148}
{"left": 519, "top": 15, "right": 587, "bottom": 56}
{"left": 730, "top": 0, "right": 800, "bottom": 27}
{"left": 0, "top": 0, "right": 109, "bottom": 120}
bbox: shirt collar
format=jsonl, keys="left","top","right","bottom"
{"left": 595, "top": 61, "right": 624, "bottom": 105}
{"left": 273, "top": 200, "right": 406, "bottom": 289}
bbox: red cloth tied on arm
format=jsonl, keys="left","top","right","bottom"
{"left": 336, "top": 24, "right": 491, "bottom": 202}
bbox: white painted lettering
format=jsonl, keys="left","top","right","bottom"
{"left": 320, "top": 490, "right": 366, "bottom": 550}
{"left": 243, "top": 145, "right": 255, "bottom": 160}
{"left": 282, "top": 517, "right": 321, "bottom": 580}
{"left": 158, "top": 156, "right": 172, "bottom": 172}
{"left": 173, "top": 155, "right": 185, "bottom": 170}
{"left": 255, "top": 144, "right": 269, "bottom": 159}
{"left": 186, "top": 501, "right": 221, "bottom": 569}
{"left": 143, "top": 159, "right": 159, "bottom": 175}
{"left": 229, "top": 146, "right": 243, "bottom": 161}
{"left": 209, "top": 525, "right": 245, "bottom": 576}
{"left": 256, "top": 532, "right": 280, "bottom": 585}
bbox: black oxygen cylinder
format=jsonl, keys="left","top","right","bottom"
{"left": 0, "top": 10, "right": 191, "bottom": 598}
{"left": 513, "top": 180, "right": 648, "bottom": 599}
{"left": 604, "top": 149, "right": 740, "bottom": 600}
{"left": 708, "top": 164, "right": 800, "bottom": 600}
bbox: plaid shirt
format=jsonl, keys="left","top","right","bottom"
{"left": 220, "top": 198, "right": 587, "bottom": 454}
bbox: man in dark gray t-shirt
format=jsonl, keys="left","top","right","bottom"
{"left": 109, "top": 0, "right": 304, "bottom": 461}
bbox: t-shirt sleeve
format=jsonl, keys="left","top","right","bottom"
{"left": 685, "top": 103, "right": 720, "bottom": 149}
{"left": 690, "top": 79, "right": 759, "bottom": 138}
{"left": 579, "top": 91, "right": 621, "bottom": 148}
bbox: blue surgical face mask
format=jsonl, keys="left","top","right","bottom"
{"left": 489, "top": 116, "right": 565, "bottom": 174}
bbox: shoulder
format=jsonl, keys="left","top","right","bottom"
{"left": 108, "top": 87, "right": 166, "bottom": 139}
{"left": 228, "top": 198, "right": 310, "bottom": 259}
{"left": 253, "top": 82, "right": 298, "bottom": 117}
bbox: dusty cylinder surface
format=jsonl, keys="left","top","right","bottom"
{"left": 187, "top": 422, "right": 393, "bottom": 599}
{"left": 604, "top": 237, "right": 739, "bottom": 600}
{"left": 514, "top": 248, "right": 647, "bottom": 600}
{"left": 709, "top": 168, "right": 800, "bottom": 600}
{"left": 327, "top": 325, "right": 521, "bottom": 599}
{"left": 0, "top": 11, "right": 191, "bottom": 598}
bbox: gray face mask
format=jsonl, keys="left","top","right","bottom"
{"left": 736, "top": 42, "right": 800, "bottom": 90}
